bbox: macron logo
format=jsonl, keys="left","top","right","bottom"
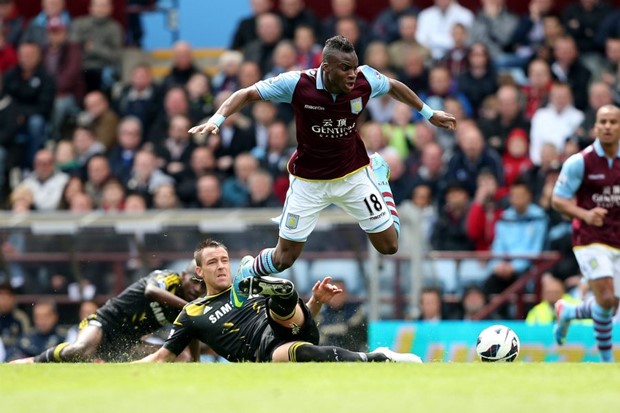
{"left": 588, "top": 174, "right": 605, "bottom": 180}
{"left": 304, "top": 104, "right": 325, "bottom": 110}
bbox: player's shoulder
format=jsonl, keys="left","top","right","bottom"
{"left": 182, "top": 295, "right": 212, "bottom": 318}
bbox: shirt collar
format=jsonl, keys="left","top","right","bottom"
{"left": 593, "top": 138, "right": 620, "bottom": 158}
{"left": 316, "top": 66, "right": 325, "bottom": 90}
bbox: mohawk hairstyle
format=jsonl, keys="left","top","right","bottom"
{"left": 322, "top": 35, "right": 355, "bottom": 62}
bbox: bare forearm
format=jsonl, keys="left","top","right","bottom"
{"left": 215, "top": 87, "right": 261, "bottom": 117}
{"left": 306, "top": 295, "right": 323, "bottom": 318}
{"left": 551, "top": 195, "right": 585, "bottom": 221}
{"left": 387, "top": 79, "right": 424, "bottom": 111}
{"left": 144, "top": 286, "right": 187, "bottom": 310}
{"left": 134, "top": 347, "right": 177, "bottom": 363}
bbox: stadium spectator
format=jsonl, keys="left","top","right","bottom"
{"left": 160, "top": 41, "right": 201, "bottom": 92}
{"left": 478, "top": 84, "right": 530, "bottom": 156}
{"left": 409, "top": 141, "right": 446, "bottom": 205}
{"left": 509, "top": 0, "right": 555, "bottom": 67}
{"left": 293, "top": 24, "right": 323, "bottom": 70}
{"left": 459, "top": 285, "right": 491, "bottom": 320}
{"left": 398, "top": 46, "right": 429, "bottom": 95}
{"left": 444, "top": 123, "right": 504, "bottom": 197}
{"left": 125, "top": 150, "right": 174, "bottom": 204}
{"left": 440, "top": 23, "right": 470, "bottom": 79}
{"left": 246, "top": 168, "right": 280, "bottom": 208}
{"left": 70, "top": 0, "right": 122, "bottom": 93}
{"left": 175, "top": 146, "right": 219, "bottom": 207}
{"left": 465, "top": 169, "right": 508, "bottom": 252}
{"left": 264, "top": 39, "right": 301, "bottom": 79}
{"left": 321, "top": 0, "right": 368, "bottom": 43}
{"left": 561, "top": 0, "right": 612, "bottom": 57}
{"left": 315, "top": 278, "right": 367, "bottom": 351}
{"left": 599, "top": 37, "right": 620, "bottom": 105}
{"left": 251, "top": 120, "right": 294, "bottom": 181}
{"left": 521, "top": 58, "right": 553, "bottom": 120}
{"left": 0, "top": 281, "right": 31, "bottom": 361}
{"left": 418, "top": 66, "right": 473, "bottom": 120}
{"left": 147, "top": 86, "right": 190, "bottom": 148}
{"left": 84, "top": 154, "right": 113, "bottom": 208}
{"left": 0, "top": 73, "right": 20, "bottom": 198}
{"left": 65, "top": 300, "right": 99, "bottom": 343}
{"left": 20, "top": 148, "right": 69, "bottom": 211}
{"left": 68, "top": 191, "right": 94, "bottom": 212}
{"left": 15, "top": 300, "right": 65, "bottom": 359}
{"left": 137, "top": 240, "right": 420, "bottom": 363}
{"left": 484, "top": 178, "right": 548, "bottom": 318}
{"left": 112, "top": 63, "right": 160, "bottom": 136}
{"left": 4, "top": 41, "right": 55, "bottom": 170}
{"left": 430, "top": 180, "right": 474, "bottom": 251}
{"left": 57, "top": 175, "right": 85, "bottom": 210}
{"left": 531, "top": 13, "right": 565, "bottom": 64}
{"left": 382, "top": 101, "right": 415, "bottom": 159}
{"left": 521, "top": 141, "right": 561, "bottom": 201}
{"left": 529, "top": 82, "right": 584, "bottom": 165}
{"left": 124, "top": 192, "right": 147, "bottom": 212}
{"left": 21, "top": 0, "right": 70, "bottom": 47}
{"left": 99, "top": 178, "right": 125, "bottom": 211}
{"left": 221, "top": 152, "right": 259, "bottom": 207}
{"left": 399, "top": 182, "right": 437, "bottom": 253}
{"left": 334, "top": 16, "right": 369, "bottom": 65}
{"left": 230, "top": 0, "right": 275, "bottom": 51}
{"left": 153, "top": 114, "right": 196, "bottom": 181}
{"left": 0, "top": 26, "right": 17, "bottom": 72}
{"left": 79, "top": 90, "right": 119, "bottom": 151}
{"left": 108, "top": 116, "right": 143, "bottom": 185}
{"left": 72, "top": 126, "right": 106, "bottom": 177}
{"left": 0, "top": 0, "right": 23, "bottom": 47}
{"left": 387, "top": 14, "right": 431, "bottom": 70}
{"left": 417, "top": 286, "right": 444, "bottom": 321}
{"left": 576, "top": 81, "right": 613, "bottom": 140}
{"left": 416, "top": 0, "right": 474, "bottom": 61}
{"left": 278, "top": 0, "right": 320, "bottom": 41}
{"left": 185, "top": 72, "right": 215, "bottom": 124}
{"left": 550, "top": 35, "right": 592, "bottom": 111}
{"left": 250, "top": 100, "right": 279, "bottom": 152}
{"left": 12, "top": 262, "right": 205, "bottom": 363}
{"left": 502, "top": 128, "right": 533, "bottom": 186}
{"left": 43, "top": 16, "right": 84, "bottom": 141}
{"left": 211, "top": 50, "right": 243, "bottom": 95}
{"left": 243, "top": 12, "right": 284, "bottom": 76}
{"left": 372, "top": 0, "right": 419, "bottom": 44}
{"left": 192, "top": 174, "right": 229, "bottom": 209}
{"left": 381, "top": 149, "right": 415, "bottom": 206}
{"left": 151, "top": 183, "right": 181, "bottom": 210}
{"left": 525, "top": 273, "right": 578, "bottom": 324}
{"left": 469, "top": 0, "right": 519, "bottom": 68}
{"left": 457, "top": 43, "right": 498, "bottom": 118}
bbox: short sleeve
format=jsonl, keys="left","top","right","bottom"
{"left": 359, "top": 65, "right": 390, "bottom": 98}
{"left": 254, "top": 71, "right": 301, "bottom": 103}
{"left": 553, "top": 153, "right": 585, "bottom": 199}
{"left": 162, "top": 310, "right": 194, "bottom": 356}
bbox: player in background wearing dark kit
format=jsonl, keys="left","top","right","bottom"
{"left": 12, "top": 262, "right": 205, "bottom": 363}
{"left": 189, "top": 36, "right": 457, "bottom": 308}
{"left": 552, "top": 104, "right": 620, "bottom": 362}
{"left": 138, "top": 239, "right": 422, "bottom": 363}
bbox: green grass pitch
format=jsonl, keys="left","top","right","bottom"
{"left": 2, "top": 363, "right": 619, "bottom": 413}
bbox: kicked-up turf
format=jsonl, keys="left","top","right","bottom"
{"left": 1, "top": 363, "right": 619, "bottom": 413}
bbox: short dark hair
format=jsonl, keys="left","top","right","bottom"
{"left": 323, "top": 35, "right": 355, "bottom": 62}
{"left": 194, "top": 239, "right": 227, "bottom": 266}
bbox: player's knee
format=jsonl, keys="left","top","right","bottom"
{"left": 378, "top": 241, "right": 398, "bottom": 255}
{"left": 598, "top": 294, "right": 616, "bottom": 311}
{"left": 71, "top": 340, "right": 98, "bottom": 358}
{"left": 273, "top": 253, "right": 297, "bottom": 270}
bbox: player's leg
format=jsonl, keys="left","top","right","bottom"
{"left": 32, "top": 325, "right": 103, "bottom": 363}
{"left": 271, "top": 342, "right": 422, "bottom": 363}
{"left": 337, "top": 165, "right": 398, "bottom": 255}
{"left": 370, "top": 153, "right": 400, "bottom": 239}
{"left": 231, "top": 177, "right": 327, "bottom": 307}
{"left": 588, "top": 277, "right": 617, "bottom": 362}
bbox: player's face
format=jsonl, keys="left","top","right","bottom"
{"left": 322, "top": 51, "right": 358, "bottom": 94}
{"left": 196, "top": 246, "right": 231, "bottom": 295}
{"left": 595, "top": 106, "right": 620, "bottom": 146}
{"left": 180, "top": 271, "right": 206, "bottom": 301}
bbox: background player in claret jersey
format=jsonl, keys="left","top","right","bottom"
{"left": 12, "top": 261, "right": 205, "bottom": 363}
{"left": 137, "top": 239, "right": 421, "bottom": 363}
{"left": 551, "top": 104, "right": 620, "bottom": 362}
{"left": 189, "top": 35, "right": 457, "bottom": 308}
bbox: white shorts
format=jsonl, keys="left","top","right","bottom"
{"left": 573, "top": 243, "right": 620, "bottom": 297}
{"left": 278, "top": 167, "right": 393, "bottom": 242}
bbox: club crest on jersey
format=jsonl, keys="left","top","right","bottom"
{"left": 285, "top": 213, "right": 300, "bottom": 229}
{"left": 350, "top": 97, "right": 362, "bottom": 114}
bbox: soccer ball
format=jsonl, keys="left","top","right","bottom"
{"left": 475, "top": 324, "right": 520, "bottom": 362}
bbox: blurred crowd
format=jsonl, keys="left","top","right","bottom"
{"left": 0, "top": 0, "right": 619, "bottom": 313}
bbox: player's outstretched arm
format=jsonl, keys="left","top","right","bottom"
{"left": 134, "top": 346, "right": 177, "bottom": 363}
{"left": 387, "top": 78, "right": 457, "bottom": 131}
{"left": 144, "top": 283, "right": 188, "bottom": 310}
{"left": 307, "top": 276, "right": 343, "bottom": 317}
{"left": 188, "top": 86, "right": 262, "bottom": 135}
